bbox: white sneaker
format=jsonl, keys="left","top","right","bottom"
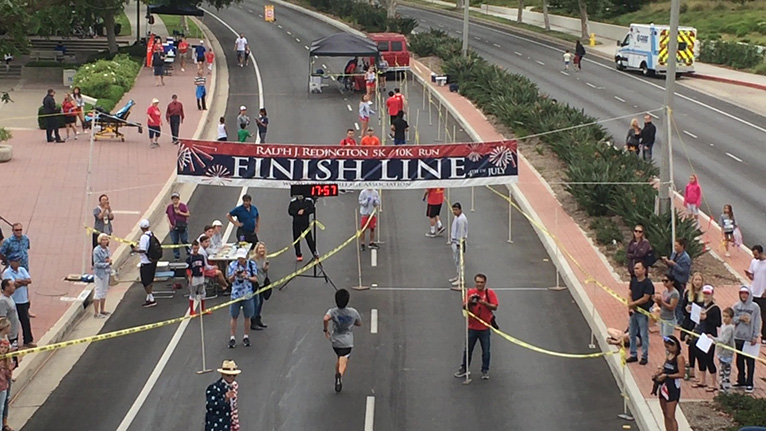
{"left": 449, "top": 276, "right": 459, "bottom": 282}
{"left": 181, "top": 68, "right": 185, "bottom": 72}
{"left": 451, "top": 279, "right": 461, "bottom": 286}
{"left": 425, "top": 232, "right": 436, "bottom": 238}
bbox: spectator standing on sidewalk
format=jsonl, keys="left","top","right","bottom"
{"left": 640, "top": 114, "right": 656, "bottom": 160}
{"left": 358, "top": 95, "right": 374, "bottom": 137}
{"left": 250, "top": 242, "right": 269, "bottom": 331}
{"left": 205, "top": 49, "right": 215, "bottom": 75}
{"left": 358, "top": 189, "right": 380, "bottom": 252}
{"left": 42, "top": 89, "right": 64, "bottom": 143}
{"left": 720, "top": 204, "right": 737, "bottom": 257}
{"left": 166, "top": 192, "right": 191, "bottom": 261}
{"left": 152, "top": 48, "right": 165, "bottom": 87}
{"left": 195, "top": 70, "right": 207, "bottom": 111}
{"left": 0, "top": 223, "right": 29, "bottom": 271}
{"left": 62, "top": 93, "right": 79, "bottom": 140}
{"left": 626, "top": 224, "right": 651, "bottom": 278}
{"left": 653, "top": 335, "right": 685, "bottom": 431}
{"left": 237, "top": 123, "right": 252, "bottom": 143}
{"left": 684, "top": 175, "right": 702, "bottom": 226}
{"left": 391, "top": 112, "right": 408, "bottom": 145}
{"left": 625, "top": 118, "right": 641, "bottom": 155}
{"left": 713, "top": 307, "right": 735, "bottom": 392}
{"left": 256, "top": 108, "right": 269, "bottom": 143}
{"left": 691, "top": 285, "right": 720, "bottom": 391}
{"left": 217, "top": 117, "right": 227, "bottom": 141}
{"left": 166, "top": 95, "right": 184, "bottom": 145}
{"left": 454, "top": 273, "right": 498, "bottom": 380}
{"left": 654, "top": 275, "right": 679, "bottom": 337}
{"left": 0, "top": 281, "right": 19, "bottom": 348}
{"left": 745, "top": 244, "right": 766, "bottom": 344}
{"left": 662, "top": 238, "right": 691, "bottom": 287}
{"left": 2, "top": 256, "right": 34, "bottom": 348}
{"left": 72, "top": 86, "right": 86, "bottom": 132}
{"left": 449, "top": 202, "right": 468, "bottom": 288}
{"left": 146, "top": 98, "right": 162, "bottom": 148}
{"left": 339, "top": 129, "right": 356, "bottom": 146}
{"left": 131, "top": 219, "right": 159, "bottom": 308}
{"left": 0, "top": 336, "right": 14, "bottom": 425}
{"left": 228, "top": 194, "right": 260, "bottom": 248}
{"left": 226, "top": 249, "right": 258, "bottom": 349}
{"left": 627, "top": 261, "right": 654, "bottom": 365}
{"left": 680, "top": 272, "right": 705, "bottom": 379}
{"left": 92, "top": 233, "right": 112, "bottom": 318}
{"left": 205, "top": 360, "right": 241, "bottom": 431}
{"left": 237, "top": 106, "right": 250, "bottom": 129}
{"left": 92, "top": 194, "right": 113, "bottom": 256}
{"left": 574, "top": 40, "right": 586, "bottom": 71}
{"left": 288, "top": 194, "right": 317, "bottom": 262}
{"left": 732, "top": 286, "right": 760, "bottom": 393}
{"left": 360, "top": 128, "right": 380, "bottom": 146}
{"left": 194, "top": 40, "right": 206, "bottom": 73}
{"left": 177, "top": 37, "right": 189, "bottom": 71}
{"left": 423, "top": 188, "right": 446, "bottom": 238}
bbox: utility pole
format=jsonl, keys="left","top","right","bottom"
{"left": 659, "top": 0, "right": 680, "bottom": 246}
{"left": 461, "top": 0, "right": 469, "bottom": 56}
{"left": 136, "top": 0, "right": 141, "bottom": 44}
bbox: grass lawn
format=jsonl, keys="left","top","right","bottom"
{"left": 159, "top": 15, "right": 204, "bottom": 39}
{"left": 115, "top": 9, "right": 132, "bottom": 37}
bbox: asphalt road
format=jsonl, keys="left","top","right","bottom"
{"left": 403, "top": 5, "right": 766, "bottom": 248}
{"left": 21, "top": 3, "right": 627, "bottom": 431}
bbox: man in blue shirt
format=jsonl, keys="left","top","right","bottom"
{"left": 2, "top": 255, "right": 35, "bottom": 347}
{"left": 0, "top": 223, "right": 30, "bottom": 270}
{"left": 194, "top": 40, "right": 206, "bottom": 73}
{"left": 662, "top": 238, "right": 692, "bottom": 286}
{"left": 226, "top": 248, "right": 259, "bottom": 349}
{"left": 227, "top": 194, "right": 259, "bottom": 250}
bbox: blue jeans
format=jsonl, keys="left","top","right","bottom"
{"left": 169, "top": 227, "right": 189, "bottom": 259}
{"left": 252, "top": 293, "right": 262, "bottom": 318}
{"left": 461, "top": 329, "right": 491, "bottom": 372}
{"left": 629, "top": 312, "right": 650, "bottom": 360}
{"left": 660, "top": 317, "right": 676, "bottom": 337}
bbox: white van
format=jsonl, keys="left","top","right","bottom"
{"left": 615, "top": 24, "right": 697, "bottom": 77}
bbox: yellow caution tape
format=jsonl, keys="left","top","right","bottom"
{"left": 264, "top": 221, "right": 326, "bottom": 259}
{"left": 1, "top": 211, "right": 376, "bottom": 360}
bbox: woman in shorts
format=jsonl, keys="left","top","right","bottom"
{"left": 92, "top": 233, "right": 112, "bottom": 318}
{"left": 61, "top": 93, "right": 79, "bottom": 140}
{"left": 719, "top": 204, "right": 737, "bottom": 257}
{"left": 365, "top": 66, "right": 376, "bottom": 97}
{"left": 358, "top": 94, "right": 373, "bottom": 138}
{"left": 72, "top": 86, "right": 86, "bottom": 131}
{"left": 653, "top": 335, "right": 685, "bottom": 431}
{"left": 683, "top": 174, "right": 701, "bottom": 226}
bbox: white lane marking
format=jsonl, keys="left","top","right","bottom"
{"left": 493, "top": 43, "right": 501, "bottom": 48}
{"left": 322, "top": 64, "right": 328, "bottom": 69}
{"left": 683, "top": 130, "right": 698, "bottom": 139}
{"left": 248, "top": 9, "right": 254, "bottom": 12}
{"left": 438, "top": 24, "right": 444, "bottom": 27}
{"left": 535, "top": 60, "right": 545, "bottom": 66}
{"left": 111, "top": 210, "right": 142, "bottom": 215}
{"left": 614, "top": 96, "right": 626, "bottom": 103}
{"left": 648, "top": 112, "right": 660, "bottom": 119}
{"left": 287, "top": 30, "right": 292, "bottom": 35}
{"left": 560, "top": 70, "right": 569, "bottom": 76}
{"left": 259, "top": 14, "right": 263, "bottom": 18}
{"left": 371, "top": 248, "right": 377, "bottom": 267}
{"left": 726, "top": 152, "right": 743, "bottom": 163}
{"left": 305, "top": 45, "right": 310, "bottom": 50}
{"left": 514, "top": 51, "right": 522, "bottom": 56}
{"left": 205, "top": 10, "right": 266, "bottom": 141}
{"left": 277, "top": 24, "right": 283, "bottom": 28}
{"left": 116, "top": 184, "right": 244, "bottom": 430}
{"left": 296, "top": 38, "right": 301, "bottom": 42}
{"left": 371, "top": 309, "right": 378, "bottom": 334}
{"left": 456, "top": 30, "right": 462, "bottom": 34}
{"left": 413, "top": 8, "right": 766, "bottom": 134}
{"left": 355, "top": 122, "right": 360, "bottom": 130}
{"left": 331, "top": 76, "right": 336, "bottom": 81}
{"left": 413, "top": 63, "right": 422, "bottom": 73}
{"left": 586, "top": 82, "right": 597, "bottom": 88}
{"left": 474, "top": 36, "right": 481, "bottom": 41}
{"left": 364, "top": 396, "right": 375, "bottom": 431}
{"left": 347, "top": 104, "right": 353, "bottom": 111}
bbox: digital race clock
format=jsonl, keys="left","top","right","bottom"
{"left": 290, "top": 184, "right": 339, "bottom": 198}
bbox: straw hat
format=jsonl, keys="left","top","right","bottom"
{"left": 217, "top": 360, "right": 241, "bottom": 375}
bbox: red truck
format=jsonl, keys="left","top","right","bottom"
{"left": 368, "top": 33, "right": 410, "bottom": 74}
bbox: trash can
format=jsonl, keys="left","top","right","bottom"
{"left": 63, "top": 69, "right": 76, "bottom": 87}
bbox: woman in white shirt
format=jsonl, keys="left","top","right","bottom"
{"left": 217, "top": 117, "right": 227, "bottom": 142}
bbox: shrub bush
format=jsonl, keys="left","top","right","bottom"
{"left": 700, "top": 39, "right": 766, "bottom": 69}
{"left": 715, "top": 392, "right": 766, "bottom": 427}
{"left": 71, "top": 53, "right": 140, "bottom": 113}
{"left": 37, "top": 104, "right": 65, "bottom": 130}
{"left": 416, "top": 28, "right": 699, "bottom": 262}
{"left": 589, "top": 217, "right": 623, "bottom": 246}
{"left": 306, "top": 0, "right": 417, "bottom": 34}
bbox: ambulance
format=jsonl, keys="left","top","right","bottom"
{"left": 615, "top": 24, "right": 697, "bottom": 77}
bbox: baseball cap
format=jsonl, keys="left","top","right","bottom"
{"left": 740, "top": 286, "right": 750, "bottom": 293}
{"left": 7, "top": 254, "right": 21, "bottom": 262}
{"left": 240, "top": 105, "right": 247, "bottom": 111}
{"left": 171, "top": 191, "right": 180, "bottom": 198}
{"left": 139, "top": 219, "right": 150, "bottom": 229}
{"left": 200, "top": 40, "right": 204, "bottom": 44}
{"left": 151, "top": 98, "right": 159, "bottom": 104}
{"left": 235, "top": 248, "right": 248, "bottom": 259}
{"left": 701, "top": 285, "right": 714, "bottom": 294}
{"left": 212, "top": 220, "right": 223, "bottom": 227}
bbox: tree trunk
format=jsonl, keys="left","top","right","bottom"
{"left": 577, "top": 0, "right": 589, "bottom": 40}
{"left": 542, "top": 0, "right": 550, "bottom": 31}
{"left": 517, "top": 0, "right": 523, "bottom": 23}
{"left": 456, "top": 0, "right": 464, "bottom": 9}
{"left": 386, "top": 0, "right": 397, "bottom": 18}
{"left": 181, "top": 15, "right": 189, "bottom": 34}
{"left": 103, "top": 9, "right": 118, "bottom": 54}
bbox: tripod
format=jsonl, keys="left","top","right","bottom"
{"left": 280, "top": 200, "right": 337, "bottom": 291}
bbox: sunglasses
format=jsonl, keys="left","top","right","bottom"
{"left": 663, "top": 336, "right": 677, "bottom": 345}
{"left": 12, "top": 229, "right": 22, "bottom": 232}
{"left": 634, "top": 229, "right": 643, "bottom": 233}
{"left": 661, "top": 279, "right": 670, "bottom": 282}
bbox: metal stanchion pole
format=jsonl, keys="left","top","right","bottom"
{"left": 195, "top": 298, "right": 212, "bottom": 374}
{"left": 376, "top": 189, "right": 384, "bottom": 244}
{"left": 452, "top": 125, "right": 456, "bottom": 144}
{"left": 428, "top": 90, "right": 433, "bottom": 126}
{"left": 617, "top": 348, "right": 635, "bottom": 421}
{"left": 81, "top": 110, "right": 97, "bottom": 275}
{"left": 437, "top": 99, "right": 442, "bottom": 141}
{"left": 353, "top": 210, "right": 368, "bottom": 291}
{"left": 446, "top": 188, "right": 453, "bottom": 245}
{"left": 471, "top": 187, "right": 475, "bottom": 212}
{"left": 506, "top": 188, "right": 513, "bottom": 243}
{"left": 461, "top": 238, "right": 471, "bottom": 384}
{"left": 549, "top": 207, "right": 565, "bottom": 291}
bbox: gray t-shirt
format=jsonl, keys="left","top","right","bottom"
{"left": 326, "top": 307, "right": 361, "bottom": 348}
{"left": 0, "top": 295, "right": 19, "bottom": 341}
{"left": 93, "top": 206, "right": 113, "bottom": 235}
{"left": 660, "top": 287, "right": 680, "bottom": 321}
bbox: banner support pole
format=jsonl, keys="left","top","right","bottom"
{"left": 195, "top": 298, "right": 213, "bottom": 374}
{"left": 446, "top": 188, "right": 452, "bottom": 246}
{"left": 352, "top": 210, "right": 368, "bottom": 291}
{"left": 507, "top": 188, "right": 513, "bottom": 243}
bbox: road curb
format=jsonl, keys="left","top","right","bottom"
{"left": 687, "top": 72, "right": 766, "bottom": 91}
{"left": 272, "top": 0, "right": 367, "bottom": 38}
{"left": 10, "top": 15, "right": 227, "bottom": 411}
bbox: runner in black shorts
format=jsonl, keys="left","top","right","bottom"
{"left": 423, "top": 188, "right": 446, "bottom": 238}
{"left": 654, "top": 335, "right": 685, "bottom": 430}
{"left": 323, "top": 289, "right": 362, "bottom": 393}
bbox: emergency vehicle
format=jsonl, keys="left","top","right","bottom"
{"left": 615, "top": 24, "right": 697, "bottom": 77}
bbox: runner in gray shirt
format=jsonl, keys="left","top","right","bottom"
{"left": 323, "top": 289, "right": 362, "bottom": 393}
{"left": 0, "top": 280, "right": 19, "bottom": 343}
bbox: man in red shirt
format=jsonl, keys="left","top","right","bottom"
{"left": 423, "top": 188, "right": 446, "bottom": 237}
{"left": 359, "top": 128, "right": 380, "bottom": 146}
{"left": 339, "top": 128, "right": 357, "bottom": 146}
{"left": 385, "top": 90, "right": 403, "bottom": 125}
{"left": 146, "top": 98, "right": 162, "bottom": 148}
{"left": 177, "top": 37, "right": 189, "bottom": 71}
{"left": 165, "top": 94, "right": 185, "bottom": 145}
{"left": 454, "top": 273, "right": 498, "bottom": 380}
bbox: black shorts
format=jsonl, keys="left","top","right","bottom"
{"left": 148, "top": 125, "right": 161, "bottom": 139}
{"left": 140, "top": 262, "right": 158, "bottom": 287}
{"left": 65, "top": 116, "right": 76, "bottom": 124}
{"left": 426, "top": 204, "right": 442, "bottom": 218}
{"left": 153, "top": 66, "right": 164, "bottom": 76}
{"left": 724, "top": 232, "right": 733, "bottom": 241}
{"left": 236, "top": 229, "right": 259, "bottom": 250}
{"left": 333, "top": 347, "right": 352, "bottom": 357}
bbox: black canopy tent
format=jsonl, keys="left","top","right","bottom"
{"left": 308, "top": 33, "right": 379, "bottom": 93}
{"left": 147, "top": 4, "right": 205, "bottom": 17}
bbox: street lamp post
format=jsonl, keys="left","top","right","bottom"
{"left": 461, "top": 0, "right": 469, "bottom": 57}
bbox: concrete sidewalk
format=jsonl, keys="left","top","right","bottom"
{"left": 411, "top": 57, "right": 765, "bottom": 430}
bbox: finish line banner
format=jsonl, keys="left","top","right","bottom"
{"left": 176, "top": 140, "right": 518, "bottom": 189}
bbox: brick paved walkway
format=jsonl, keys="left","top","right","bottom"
{"left": 410, "top": 60, "right": 765, "bottom": 402}
{"left": 0, "top": 60, "right": 214, "bottom": 344}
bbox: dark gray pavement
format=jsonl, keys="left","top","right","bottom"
{"left": 403, "top": 5, "right": 766, "bottom": 247}
{"left": 22, "top": 3, "right": 627, "bottom": 430}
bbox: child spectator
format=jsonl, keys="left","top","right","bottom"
{"left": 217, "top": 117, "right": 227, "bottom": 142}
{"left": 563, "top": 50, "right": 573, "bottom": 70}
{"left": 205, "top": 49, "right": 215, "bottom": 75}
{"left": 238, "top": 123, "right": 252, "bottom": 143}
{"left": 256, "top": 108, "right": 268, "bottom": 143}
{"left": 713, "top": 307, "right": 735, "bottom": 392}
{"left": 186, "top": 240, "right": 207, "bottom": 315}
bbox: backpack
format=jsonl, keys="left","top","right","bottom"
{"left": 145, "top": 232, "right": 163, "bottom": 262}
